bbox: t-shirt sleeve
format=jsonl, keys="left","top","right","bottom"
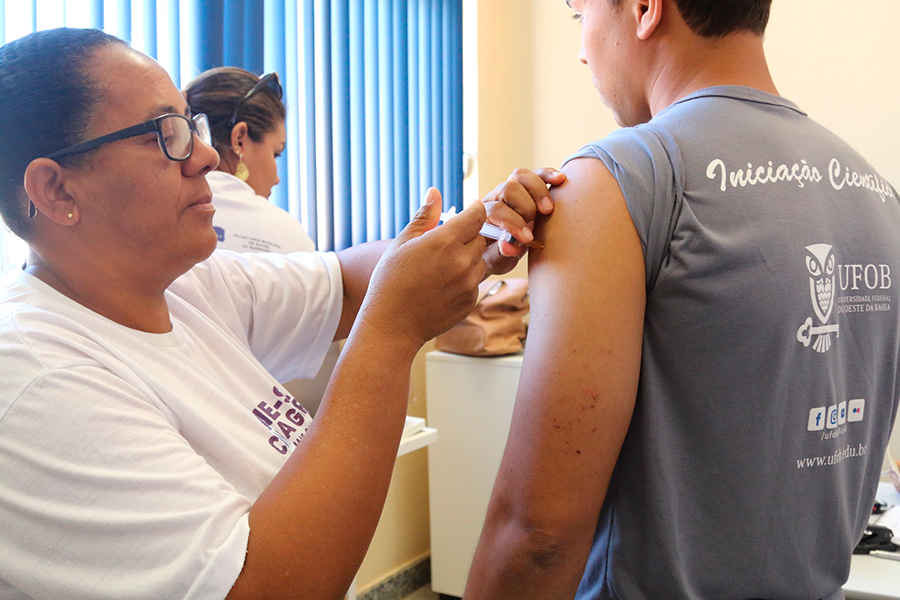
{"left": 171, "top": 250, "right": 344, "bottom": 383}
{"left": 0, "top": 366, "right": 251, "bottom": 600}
{"left": 563, "top": 126, "right": 682, "bottom": 291}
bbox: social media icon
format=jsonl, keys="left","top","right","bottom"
{"left": 826, "top": 404, "right": 838, "bottom": 429}
{"left": 838, "top": 401, "right": 847, "bottom": 426}
{"left": 808, "top": 407, "right": 826, "bottom": 431}
{"left": 848, "top": 399, "right": 865, "bottom": 422}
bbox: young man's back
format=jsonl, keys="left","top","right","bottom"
{"left": 465, "top": 2, "right": 900, "bottom": 598}
{"left": 570, "top": 85, "right": 899, "bottom": 599}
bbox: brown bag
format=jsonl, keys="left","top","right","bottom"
{"left": 435, "top": 278, "right": 529, "bottom": 356}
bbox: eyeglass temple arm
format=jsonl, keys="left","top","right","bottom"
{"left": 45, "top": 120, "right": 159, "bottom": 161}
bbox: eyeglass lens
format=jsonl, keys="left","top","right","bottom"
{"left": 159, "top": 114, "right": 211, "bottom": 160}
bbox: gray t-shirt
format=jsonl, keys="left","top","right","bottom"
{"left": 566, "top": 86, "right": 900, "bottom": 599}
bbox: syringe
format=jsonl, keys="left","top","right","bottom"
{"left": 440, "top": 208, "right": 544, "bottom": 249}
{"left": 478, "top": 222, "right": 544, "bottom": 249}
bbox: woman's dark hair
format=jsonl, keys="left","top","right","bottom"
{"left": 608, "top": 0, "right": 771, "bottom": 37}
{"left": 182, "top": 67, "right": 285, "bottom": 158}
{"left": 0, "top": 28, "right": 125, "bottom": 240}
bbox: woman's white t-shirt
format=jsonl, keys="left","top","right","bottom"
{"left": 208, "top": 171, "right": 315, "bottom": 254}
{"left": 0, "top": 250, "right": 343, "bottom": 600}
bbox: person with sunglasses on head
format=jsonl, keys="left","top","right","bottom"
{"left": 0, "top": 28, "right": 560, "bottom": 600}
{"left": 183, "top": 68, "right": 311, "bottom": 255}
{"left": 185, "top": 68, "right": 329, "bottom": 415}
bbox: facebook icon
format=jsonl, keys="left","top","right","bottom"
{"left": 808, "top": 407, "right": 826, "bottom": 431}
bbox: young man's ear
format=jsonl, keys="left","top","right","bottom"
{"left": 635, "top": 0, "right": 662, "bottom": 41}
{"left": 23, "top": 158, "right": 81, "bottom": 225}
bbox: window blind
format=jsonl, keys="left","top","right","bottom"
{"left": 0, "top": 0, "right": 463, "bottom": 262}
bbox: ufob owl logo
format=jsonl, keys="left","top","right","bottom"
{"left": 797, "top": 244, "right": 840, "bottom": 353}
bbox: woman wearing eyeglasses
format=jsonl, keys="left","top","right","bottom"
{"left": 183, "top": 68, "right": 313, "bottom": 254}
{"left": 0, "top": 28, "right": 559, "bottom": 600}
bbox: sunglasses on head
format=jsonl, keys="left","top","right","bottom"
{"left": 228, "top": 72, "right": 283, "bottom": 127}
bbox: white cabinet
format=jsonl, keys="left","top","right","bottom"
{"left": 426, "top": 351, "right": 523, "bottom": 597}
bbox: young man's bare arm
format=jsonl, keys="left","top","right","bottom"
{"left": 465, "top": 157, "right": 646, "bottom": 600}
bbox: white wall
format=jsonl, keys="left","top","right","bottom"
{"left": 765, "top": 1, "right": 900, "bottom": 188}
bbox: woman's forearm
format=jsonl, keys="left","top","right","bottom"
{"left": 227, "top": 321, "right": 420, "bottom": 600}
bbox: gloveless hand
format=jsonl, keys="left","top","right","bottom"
{"left": 356, "top": 187, "right": 487, "bottom": 352}
{"left": 482, "top": 167, "right": 567, "bottom": 275}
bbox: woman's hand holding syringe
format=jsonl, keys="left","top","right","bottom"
{"left": 440, "top": 208, "right": 544, "bottom": 249}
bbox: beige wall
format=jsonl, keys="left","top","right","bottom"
{"left": 766, "top": 1, "right": 900, "bottom": 187}
{"left": 488, "top": 0, "right": 900, "bottom": 184}
{"left": 358, "top": 0, "right": 900, "bottom": 589}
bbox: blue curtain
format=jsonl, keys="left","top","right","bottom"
{"left": 0, "top": 0, "right": 464, "bottom": 252}
{"left": 285, "top": 0, "right": 464, "bottom": 250}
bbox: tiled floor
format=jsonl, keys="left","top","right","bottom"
{"left": 402, "top": 586, "right": 441, "bottom": 600}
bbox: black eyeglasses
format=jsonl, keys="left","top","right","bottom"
{"left": 228, "top": 72, "right": 283, "bottom": 127}
{"left": 46, "top": 113, "right": 212, "bottom": 163}
{"left": 32, "top": 113, "right": 212, "bottom": 218}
